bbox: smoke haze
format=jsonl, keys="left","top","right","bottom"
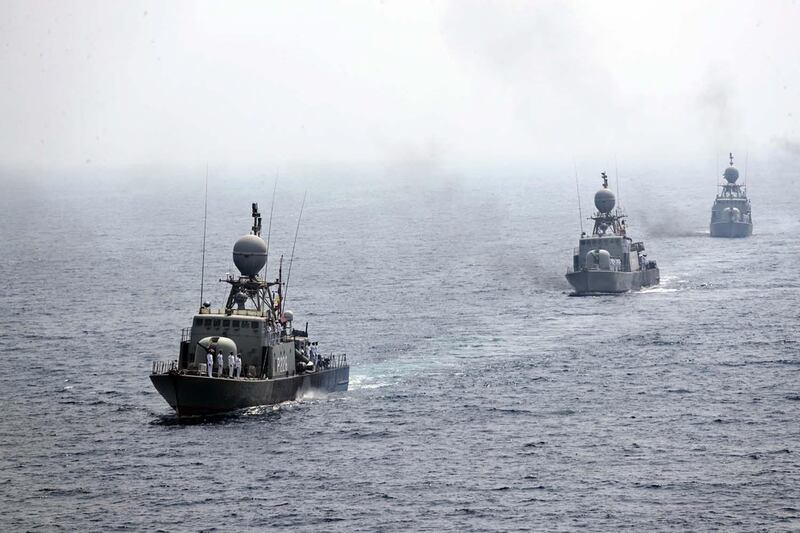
{"left": 0, "top": 0, "right": 798, "bottom": 179}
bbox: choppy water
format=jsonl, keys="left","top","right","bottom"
{"left": 1, "top": 167, "right": 799, "bottom": 531}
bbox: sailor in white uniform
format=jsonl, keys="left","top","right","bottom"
{"left": 216, "top": 350, "right": 224, "bottom": 377}
{"left": 206, "top": 349, "right": 213, "bottom": 377}
{"left": 235, "top": 353, "right": 242, "bottom": 378}
{"left": 228, "top": 352, "right": 235, "bottom": 378}
{"left": 310, "top": 343, "right": 318, "bottom": 365}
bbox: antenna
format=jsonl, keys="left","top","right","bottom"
{"left": 199, "top": 166, "right": 209, "bottom": 308}
{"left": 573, "top": 162, "right": 583, "bottom": 234}
{"left": 614, "top": 156, "right": 621, "bottom": 209}
{"left": 263, "top": 173, "right": 278, "bottom": 278}
{"left": 278, "top": 255, "right": 283, "bottom": 297}
{"left": 251, "top": 202, "right": 262, "bottom": 236}
{"left": 744, "top": 150, "right": 749, "bottom": 189}
{"left": 282, "top": 191, "right": 307, "bottom": 313}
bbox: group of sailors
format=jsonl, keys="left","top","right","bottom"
{"left": 205, "top": 347, "right": 243, "bottom": 379}
{"left": 308, "top": 341, "right": 332, "bottom": 369}
{"left": 203, "top": 341, "right": 327, "bottom": 378}
{"left": 307, "top": 341, "right": 321, "bottom": 366}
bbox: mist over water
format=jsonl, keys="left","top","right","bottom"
{"left": 1, "top": 165, "right": 798, "bottom": 531}
{"left": 1, "top": 1, "right": 800, "bottom": 171}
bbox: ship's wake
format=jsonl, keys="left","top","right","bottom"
{"left": 348, "top": 373, "right": 393, "bottom": 391}
{"left": 640, "top": 274, "right": 684, "bottom": 293}
{"left": 640, "top": 286, "right": 678, "bottom": 293}
{"left": 295, "top": 388, "right": 331, "bottom": 401}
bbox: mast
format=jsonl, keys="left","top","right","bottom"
{"left": 744, "top": 151, "right": 749, "bottom": 191}
{"left": 573, "top": 162, "right": 583, "bottom": 234}
{"left": 263, "top": 173, "right": 278, "bottom": 278}
{"left": 614, "top": 156, "right": 621, "bottom": 210}
{"left": 589, "top": 172, "right": 625, "bottom": 236}
{"left": 277, "top": 255, "right": 284, "bottom": 315}
{"left": 717, "top": 152, "right": 746, "bottom": 199}
{"left": 199, "top": 167, "right": 209, "bottom": 309}
{"left": 220, "top": 204, "right": 281, "bottom": 317}
{"left": 283, "top": 192, "right": 307, "bottom": 314}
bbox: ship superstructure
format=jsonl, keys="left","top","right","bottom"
{"left": 710, "top": 153, "right": 753, "bottom": 237}
{"left": 150, "top": 203, "right": 349, "bottom": 417}
{"left": 565, "top": 173, "right": 660, "bottom": 295}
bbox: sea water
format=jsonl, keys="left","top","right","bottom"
{"left": 0, "top": 167, "right": 798, "bottom": 531}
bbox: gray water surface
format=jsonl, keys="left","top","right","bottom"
{"left": 1, "top": 170, "right": 798, "bottom": 531}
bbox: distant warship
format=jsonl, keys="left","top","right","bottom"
{"left": 710, "top": 153, "right": 752, "bottom": 238}
{"left": 150, "top": 204, "right": 349, "bottom": 417}
{"left": 566, "top": 173, "right": 660, "bottom": 295}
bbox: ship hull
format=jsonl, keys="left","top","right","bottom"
{"left": 710, "top": 220, "right": 752, "bottom": 238}
{"left": 566, "top": 268, "right": 660, "bottom": 295}
{"left": 150, "top": 366, "right": 350, "bottom": 417}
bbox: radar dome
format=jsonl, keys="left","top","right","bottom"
{"left": 232, "top": 234, "right": 267, "bottom": 277}
{"left": 594, "top": 188, "right": 616, "bottom": 213}
{"left": 723, "top": 166, "right": 739, "bottom": 183}
{"left": 283, "top": 310, "right": 294, "bottom": 322}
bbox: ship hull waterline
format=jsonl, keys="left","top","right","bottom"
{"left": 566, "top": 268, "right": 660, "bottom": 296}
{"left": 150, "top": 366, "right": 350, "bottom": 417}
{"left": 710, "top": 220, "right": 753, "bottom": 238}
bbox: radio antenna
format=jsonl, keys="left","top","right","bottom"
{"left": 614, "top": 156, "right": 621, "bottom": 209}
{"left": 199, "top": 166, "right": 209, "bottom": 308}
{"left": 282, "top": 191, "right": 307, "bottom": 313}
{"left": 573, "top": 161, "right": 584, "bottom": 234}
{"left": 263, "top": 172, "right": 278, "bottom": 278}
{"left": 744, "top": 150, "right": 749, "bottom": 189}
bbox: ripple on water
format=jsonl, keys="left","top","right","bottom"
{"left": 2, "top": 179, "right": 800, "bottom": 532}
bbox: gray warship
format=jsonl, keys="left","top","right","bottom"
{"left": 150, "top": 204, "right": 349, "bottom": 417}
{"left": 710, "top": 153, "right": 752, "bottom": 238}
{"left": 566, "top": 173, "right": 660, "bottom": 295}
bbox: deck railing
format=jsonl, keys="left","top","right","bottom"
{"left": 320, "top": 353, "right": 347, "bottom": 369}
{"left": 152, "top": 360, "right": 178, "bottom": 375}
{"left": 152, "top": 353, "right": 346, "bottom": 377}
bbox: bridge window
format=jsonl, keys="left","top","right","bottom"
{"left": 194, "top": 317, "right": 202, "bottom": 326}
{"left": 222, "top": 320, "right": 230, "bottom": 328}
{"left": 204, "top": 319, "right": 211, "bottom": 327}
{"left": 250, "top": 321, "right": 259, "bottom": 329}
{"left": 212, "top": 319, "right": 220, "bottom": 328}
{"left": 232, "top": 320, "right": 240, "bottom": 328}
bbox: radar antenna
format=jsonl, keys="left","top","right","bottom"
{"left": 251, "top": 203, "right": 262, "bottom": 237}
{"left": 729, "top": 152, "right": 734, "bottom": 167}
{"left": 601, "top": 171, "right": 609, "bottom": 189}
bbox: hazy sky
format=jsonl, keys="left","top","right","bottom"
{"left": 1, "top": 0, "right": 799, "bottom": 173}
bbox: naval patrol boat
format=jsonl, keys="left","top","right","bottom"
{"left": 710, "top": 153, "right": 752, "bottom": 238}
{"left": 566, "top": 173, "right": 660, "bottom": 295}
{"left": 150, "top": 204, "right": 349, "bottom": 417}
